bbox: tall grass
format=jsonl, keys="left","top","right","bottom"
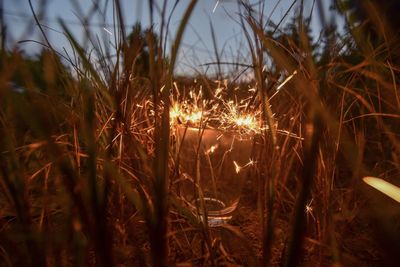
{"left": 1, "top": 0, "right": 399, "bottom": 266}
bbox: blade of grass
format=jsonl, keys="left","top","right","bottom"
{"left": 283, "top": 113, "right": 323, "bottom": 267}
{"left": 151, "top": 1, "right": 198, "bottom": 267}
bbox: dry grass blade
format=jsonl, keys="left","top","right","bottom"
{"left": 363, "top": 176, "right": 400, "bottom": 203}
{"left": 284, "top": 114, "right": 324, "bottom": 267}
{"left": 150, "top": 1, "right": 199, "bottom": 267}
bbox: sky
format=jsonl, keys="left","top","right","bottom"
{"left": 3, "top": 0, "right": 344, "bottom": 75}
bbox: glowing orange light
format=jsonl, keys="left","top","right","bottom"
{"left": 169, "top": 84, "right": 301, "bottom": 140}
{"left": 219, "top": 100, "right": 262, "bottom": 134}
{"left": 206, "top": 145, "right": 218, "bottom": 155}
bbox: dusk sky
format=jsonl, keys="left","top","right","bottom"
{"left": 4, "top": 0, "right": 343, "bottom": 75}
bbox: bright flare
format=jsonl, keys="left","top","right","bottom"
{"left": 363, "top": 176, "right": 400, "bottom": 203}
{"left": 206, "top": 145, "right": 218, "bottom": 155}
{"left": 220, "top": 101, "right": 261, "bottom": 134}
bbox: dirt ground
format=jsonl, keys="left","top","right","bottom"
{"left": 125, "top": 173, "right": 399, "bottom": 266}
{"left": 229, "top": 176, "right": 399, "bottom": 266}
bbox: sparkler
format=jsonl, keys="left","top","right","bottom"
{"left": 169, "top": 81, "right": 304, "bottom": 140}
{"left": 168, "top": 80, "right": 305, "bottom": 226}
{"left": 130, "top": 79, "right": 303, "bottom": 146}
{"left": 170, "top": 103, "right": 204, "bottom": 125}
{"left": 233, "top": 158, "right": 255, "bottom": 174}
{"left": 169, "top": 80, "right": 264, "bottom": 134}
{"left": 175, "top": 125, "right": 255, "bottom": 226}
{"left": 218, "top": 100, "right": 261, "bottom": 134}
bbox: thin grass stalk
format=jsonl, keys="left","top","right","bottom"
{"left": 194, "top": 127, "right": 217, "bottom": 267}
{"left": 151, "top": 1, "right": 198, "bottom": 266}
{"left": 4, "top": 91, "right": 90, "bottom": 266}
{"left": 57, "top": 20, "right": 119, "bottom": 264}
{"left": 158, "top": 0, "right": 168, "bottom": 62}
{"left": 240, "top": 5, "right": 280, "bottom": 265}
{"left": 59, "top": 21, "right": 113, "bottom": 106}
{"left": 0, "top": 119, "right": 45, "bottom": 267}
{"left": 283, "top": 112, "right": 323, "bottom": 267}
{"left": 85, "top": 90, "right": 114, "bottom": 267}
{"left": 237, "top": 6, "right": 269, "bottom": 266}
{"left": 0, "top": 0, "right": 5, "bottom": 52}
{"left": 25, "top": 18, "right": 118, "bottom": 262}
{"left": 209, "top": 21, "right": 222, "bottom": 79}
{"left": 28, "top": 0, "right": 54, "bottom": 52}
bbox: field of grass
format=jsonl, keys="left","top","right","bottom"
{"left": 1, "top": 0, "right": 399, "bottom": 266}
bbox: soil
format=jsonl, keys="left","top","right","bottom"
{"left": 122, "top": 174, "right": 399, "bottom": 266}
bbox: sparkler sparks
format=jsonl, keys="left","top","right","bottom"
{"left": 170, "top": 82, "right": 263, "bottom": 134}
{"left": 169, "top": 99, "right": 205, "bottom": 126}
{"left": 305, "top": 198, "right": 315, "bottom": 222}
{"left": 206, "top": 145, "right": 218, "bottom": 155}
{"left": 168, "top": 82, "right": 303, "bottom": 140}
{"left": 233, "top": 159, "right": 255, "bottom": 174}
{"left": 233, "top": 161, "right": 241, "bottom": 174}
{"left": 218, "top": 100, "right": 262, "bottom": 134}
{"left": 243, "top": 158, "right": 255, "bottom": 167}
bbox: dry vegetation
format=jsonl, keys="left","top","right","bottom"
{"left": 0, "top": 0, "right": 399, "bottom": 266}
